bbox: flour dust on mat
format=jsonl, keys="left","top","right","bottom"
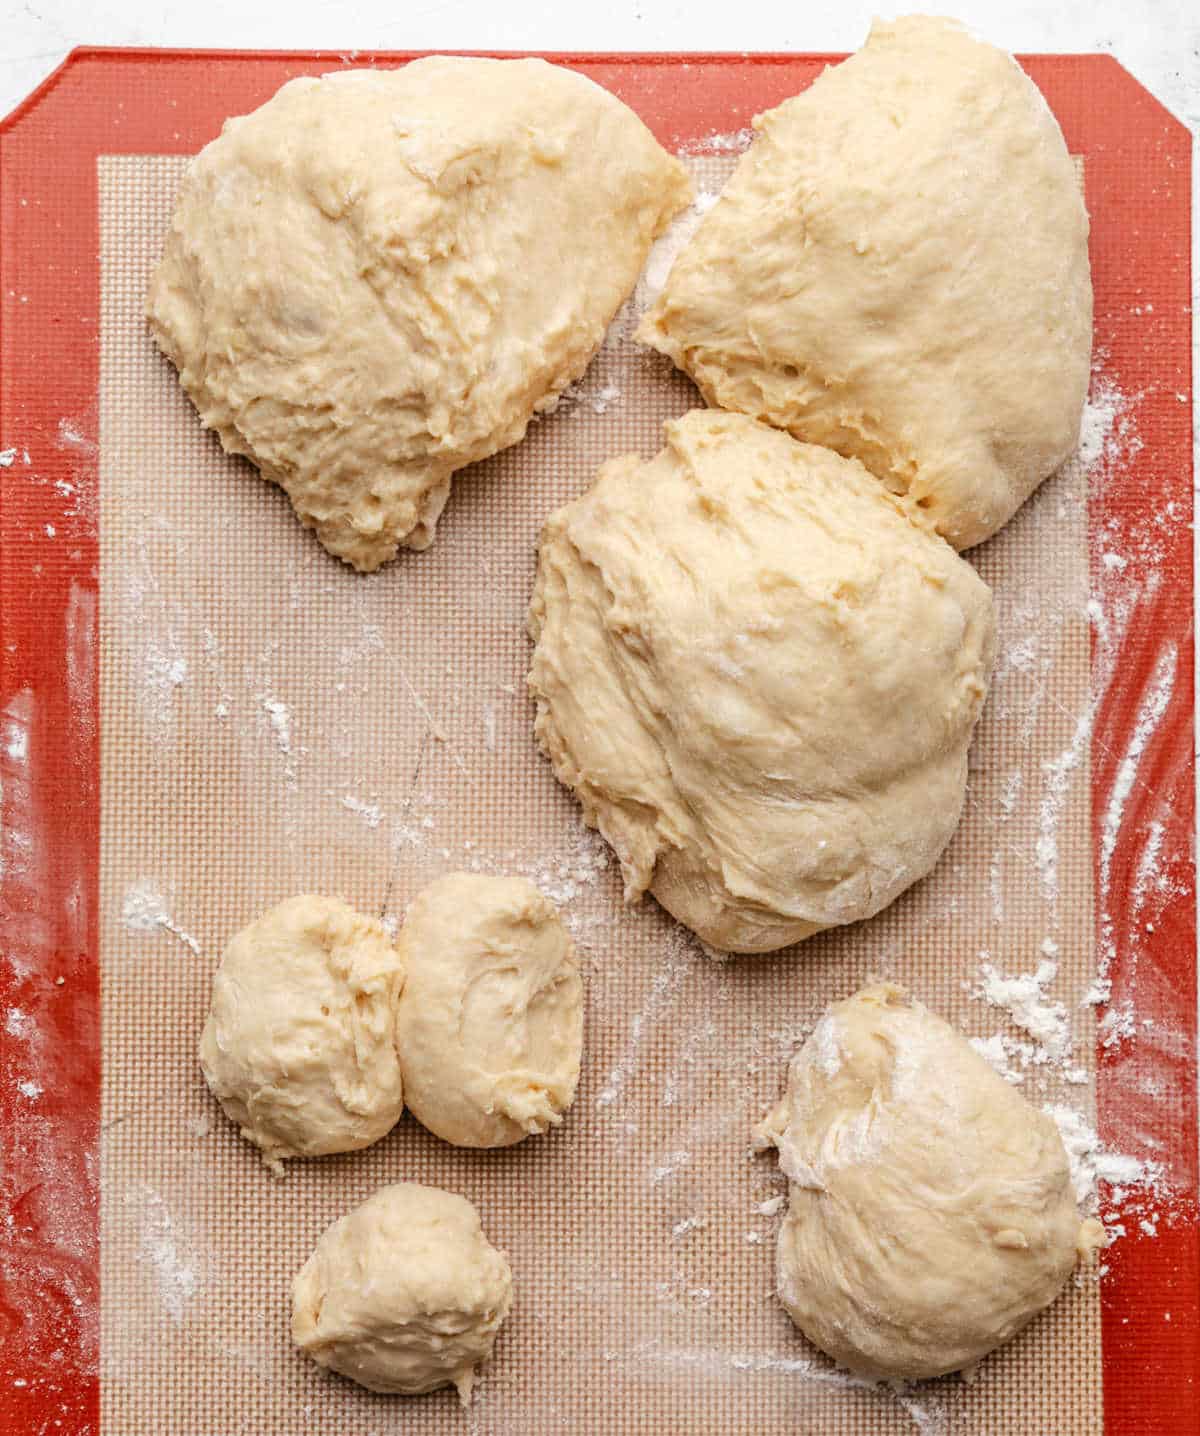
{"left": 87, "top": 137, "right": 1192, "bottom": 1436}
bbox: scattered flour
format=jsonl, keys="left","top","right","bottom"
{"left": 340, "top": 794, "right": 382, "bottom": 828}
{"left": 598, "top": 935, "right": 699, "bottom": 1110}
{"left": 969, "top": 1033, "right": 1025, "bottom": 1084}
{"left": 638, "top": 190, "right": 721, "bottom": 310}
{"left": 554, "top": 379, "right": 622, "bottom": 416}
{"left": 525, "top": 827, "right": 611, "bottom": 907}
{"left": 1045, "top": 1105, "right": 1163, "bottom": 1216}
{"left": 129, "top": 1187, "right": 201, "bottom": 1325}
{"left": 56, "top": 418, "right": 94, "bottom": 452}
{"left": 808, "top": 1014, "right": 843, "bottom": 1078}
{"left": 975, "top": 956, "right": 1072, "bottom": 1064}
{"left": 120, "top": 881, "right": 201, "bottom": 956}
{"left": 16, "top": 1079, "right": 43, "bottom": 1100}
{"left": 260, "top": 697, "right": 292, "bottom": 754}
{"left": 677, "top": 127, "right": 755, "bottom": 156}
{"left": 650, "top": 1150, "right": 692, "bottom": 1185}
{"left": 142, "top": 641, "right": 188, "bottom": 727}
{"left": 1099, "top": 644, "right": 1176, "bottom": 893}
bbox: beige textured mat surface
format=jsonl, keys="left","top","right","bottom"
{"left": 98, "top": 152, "right": 1098, "bottom": 1433}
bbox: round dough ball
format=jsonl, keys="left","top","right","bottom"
{"left": 292, "top": 1182, "right": 513, "bottom": 1400}
{"left": 527, "top": 410, "right": 994, "bottom": 954}
{"left": 199, "top": 895, "right": 403, "bottom": 1170}
{"left": 756, "top": 983, "right": 1097, "bottom": 1380}
{"left": 148, "top": 58, "right": 689, "bottom": 571}
{"left": 395, "top": 873, "right": 583, "bottom": 1147}
{"left": 638, "top": 16, "right": 1092, "bottom": 551}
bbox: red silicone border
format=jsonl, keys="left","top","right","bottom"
{"left": 1, "top": 47, "right": 1195, "bottom": 1435}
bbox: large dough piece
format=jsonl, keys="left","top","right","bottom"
{"left": 638, "top": 16, "right": 1092, "bottom": 550}
{"left": 756, "top": 983, "right": 1099, "bottom": 1380}
{"left": 149, "top": 58, "right": 690, "bottom": 570}
{"left": 527, "top": 410, "right": 995, "bottom": 954}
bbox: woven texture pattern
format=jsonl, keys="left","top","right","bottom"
{"left": 98, "top": 152, "right": 1099, "bottom": 1433}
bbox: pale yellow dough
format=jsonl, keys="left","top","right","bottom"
{"left": 292, "top": 1182, "right": 512, "bottom": 1400}
{"left": 527, "top": 410, "right": 994, "bottom": 954}
{"left": 756, "top": 983, "right": 1099, "bottom": 1381}
{"left": 395, "top": 873, "right": 583, "bottom": 1147}
{"left": 638, "top": 16, "right": 1092, "bottom": 550}
{"left": 198, "top": 895, "right": 403, "bottom": 1171}
{"left": 148, "top": 57, "right": 690, "bottom": 570}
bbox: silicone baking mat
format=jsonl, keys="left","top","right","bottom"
{"left": 1, "top": 48, "right": 1196, "bottom": 1436}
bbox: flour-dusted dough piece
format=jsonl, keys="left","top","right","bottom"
{"left": 528, "top": 410, "right": 994, "bottom": 954}
{"left": 148, "top": 59, "right": 690, "bottom": 571}
{"left": 638, "top": 16, "right": 1092, "bottom": 550}
{"left": 292, "top": 1182, "right": 512, "bottom": 1400}
{"left": 395, "top": 873, "right": 583, "bottom": 1147}
{"left": 756, "top": 983, "right": 1101, "bottom": 1380}
{"left": 199, "top": 895, "right": 403, "bottom": 1171}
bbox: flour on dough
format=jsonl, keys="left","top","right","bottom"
{"left": 198, "top": 894, "right": 403, "bottom": 1172}
{"left": 756, "top": 983, "right": 1103, "bottom": 1380}
{"left": 395, "top": 873, "right": 583, "bottom": 1147}
{"left": 292, "top": 1182, "right": 512, "bottom": 1400}
{"left": 527, "top": 410, "right": 995, "bottom": 954}
{"left": 638, "top": 16, "right": 1092, "bottom": 550}
{"left": 149, "top": 57, "right": 690, "bottom": 570}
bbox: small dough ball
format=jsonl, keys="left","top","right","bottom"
{"left": 292, "top": 1182, "right": 513, "bottom": 1400}
{"left": 148, "top": 58, "right": 690, "bottom": 571}
{"left": 756, "top": 983, "right": 1093, "bottom": 1380}
{"left": 527, "top": 410, "right": 994, "bottom": 954}
{"left": 199, "top": 895, "right": 403, "bottom": 1170}
{"left": 638, "top": 16, "right": 1092, "bottom": 550}
{"left": 395, "top": 873, "right": 583, "bottom": 1147}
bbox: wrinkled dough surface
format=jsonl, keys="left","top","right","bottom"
{"left": 149, "top": 57, "right": 690, "bottom": 570}
{"left": 527, "top": 410, "right": 995, "bottom": 953}
{"left": 395, "top": 873, "right": 583, "bottom": 1147}
{"left": 756, "top": 983, "right": 1093, "bottom": 1380}
{"left": 292, "top": 1182, "right": 512, "bottom": 1400}
{"left": 199, "top": 894, "right": 403, "bottom": 1170}
{"left": 638, "top": 16, "right": 1092, "bottom": 550}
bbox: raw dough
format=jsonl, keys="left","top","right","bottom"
{"left": 638, "top": 16, "right": 1092, "bottom": 550}
{"left": 527, "top": 410, "right": 994, "bottom": 954}
{"left": 292, "top": 1182, "right": 512, "bottom": 1400}
{"left": 148, "top": 57, "right": 690, "bottom": 570}
{"left": 395, "top": 873, "right": 583, "bottom": 1147}
{"left": 198, "top": 895, "right": 403, "bottom": 1171}
{"left": 756, "top": 983, "right": 1100, "bottom": 1380}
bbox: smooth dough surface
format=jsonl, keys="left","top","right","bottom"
{"left": 149, "top": 57, "right": 690, "bottom": 570}
{"left": 292, "top": 1182, "right": 512, "bottom": 1400}
{"left": 527, "top": 410, "right": 994, "bottom": 954}
{"left": 199, "top": 895, "right": 403, "bottom": 1170}
{"left": 638, "top": 16, "right": 1092, "bottom": 550}
{"left": 395, "top": 873, "right": 583, "bottom": 1147}
{"left": 756, "top": 983, "right": 1096, "bottom": 1380}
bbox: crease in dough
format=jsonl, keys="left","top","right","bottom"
{"left": 394, "top": 872, "right": 584, "bottom": 1147}
{"left": 198, "top": 894, "right": 404, "bottom": 1173}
